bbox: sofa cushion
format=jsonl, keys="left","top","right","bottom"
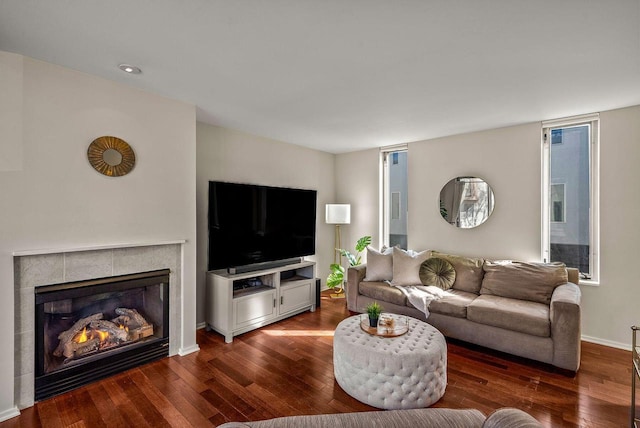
{"left": 359, "top": 281, "right": 407, "bottom": 307}
{"left": 481, "top": 261, "right": 568, "bottom": 304}
{"left": 428, "top": 290, "right": 477, "bottom": 318}
{"left": 431, "top": 251, "right": 485, "bottom": 293}
{"left": 467, "top": 295, "right": 550, "bottom": 337}
{"left": 390, "top": 248, "right": 429, "bottom": 287}
{"left": 420, "top": 257, "right": 456, "bottom": 290}
{"left": 363, "top": 246, "right": 393, "bottom": 281}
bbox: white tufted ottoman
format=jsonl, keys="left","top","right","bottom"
{"left": 333, "top": 314, "right": 447, "bottom": 409}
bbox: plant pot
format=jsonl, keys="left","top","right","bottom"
{"left": 369, "top": 317, "right": 379, "bottom": 328}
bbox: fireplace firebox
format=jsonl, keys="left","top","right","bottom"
{"left": 35, "top": 269, "right": 170, "bottom": 401}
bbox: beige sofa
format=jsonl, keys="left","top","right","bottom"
{"left": 347, "top": 250, "right": 582, "bottom": 372}
{"left": 218, "top": 407, "right": 542, "bottom": 427}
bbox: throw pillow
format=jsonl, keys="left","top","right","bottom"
{"left": 363, "top": 246, "right": 393, "bottom": 282}
{"left": 419, "top": 257, "right": 456, "bottom": 290}
{"left": 480, "top": 260, "right": 568, "bottom": 304}
{"left": 390, "top": 248, "right": 430, "bottom": 287}
{"left": 430, "top": 251, "right": 485, "bottom": 293}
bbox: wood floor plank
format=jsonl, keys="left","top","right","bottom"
{"left": 128, "top": 369, "right": 194, "bottom": 427}
{"left": 85, "top": 383, "right": 130, "bottom": 428}
{"left": 2, "top": 291, "right": 632, "bottom": 427}
{"left": 101, "top": 376, "right": 155, "bottom": 428}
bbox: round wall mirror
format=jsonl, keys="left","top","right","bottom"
{"left": 87, "top": 136, "right": 135, "bottom": 177}
{"left": 440, "top": 177, "right": 495, "bottom": 228}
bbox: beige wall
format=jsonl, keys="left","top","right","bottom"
{"left": 0, "top": 53, "right": 198, "bottom": 418}
{"left": 407, "top": 122, "right": 542, "bottom": 260}
{"left": 335, "top": 148, "right": 381, "bottom": 252}
{"left": 582, "top": 105, "right": 640, "bottom": 346}
{"left": 196, "top": 123, "right": 336, "bottom": 324}
{"left": 336, "top": 105, "right": 640, "bottom": 348}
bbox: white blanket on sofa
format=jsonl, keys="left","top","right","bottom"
{"left": 393, "top": 285, "right": 449, "bottom": 318}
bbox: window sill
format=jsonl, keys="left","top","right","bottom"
{"left": 579, "top": 279, "right": 599, "bottom": 287}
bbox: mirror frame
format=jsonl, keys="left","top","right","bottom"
{"left": 440, "top": 176, "right": 495, "bottom": 228}
{"left": 87, "top": 136, "right": 136, "bottom": 177}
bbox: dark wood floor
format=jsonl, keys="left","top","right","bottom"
{"left": 3, "top": 292, "right": 632, "bottom": 427}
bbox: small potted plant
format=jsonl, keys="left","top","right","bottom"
{"left": 366, "top": 301, "right": 383, "bottom": 328}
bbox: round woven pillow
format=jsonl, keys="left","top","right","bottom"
{"left": 419, "top": 257, "right": 456, "bottom": 290}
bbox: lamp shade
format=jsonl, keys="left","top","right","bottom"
{"left": 326, "top": 204, "right": 351, "bottom": 224}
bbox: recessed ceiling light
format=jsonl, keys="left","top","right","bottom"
{"left": 118, "top": 64, "right": 142, "bottom": 74}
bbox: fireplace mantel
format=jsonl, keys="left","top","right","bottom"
{"left": 13, "top": 239, "right": 187, "bottom": 257}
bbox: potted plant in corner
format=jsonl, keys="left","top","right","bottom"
{"left": 326, "top": 235, "right": 372, "bottom": 296}
{"left": 366, "top": 301, "right": 383, "bottom": 327}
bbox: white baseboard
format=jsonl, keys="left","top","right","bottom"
{"left": 178, "top": 344, "right": 201, "bottom": 356}
{"left": 582, "top": 335, "right": 631, "bottom": 351}
{"left": 196, "top": 322, "right": 207, "bottom": 330}
{"left": 0, "top": 406, "right": 20, "bottom": 423}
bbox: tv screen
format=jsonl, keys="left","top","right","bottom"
{"left": 208, "top": 181, "right": 317, "bottom": 271}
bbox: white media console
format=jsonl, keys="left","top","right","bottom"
{"left": 205, "top": 260, "right": 316, "bottom": 343}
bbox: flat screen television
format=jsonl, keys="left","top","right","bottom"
{"left": 208, "top": 181, "right": 317, "bottom": 271}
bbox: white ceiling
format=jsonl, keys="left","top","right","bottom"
{"left": 1, "top": 1, "right": 639, "bottom": 154}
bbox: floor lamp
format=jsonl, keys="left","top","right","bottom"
{"left": 326, "top": 204, "right": 351, "bottom": 266}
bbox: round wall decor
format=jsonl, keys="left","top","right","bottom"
{"left": 439, "top": 176, "right": 495, "bottom": 228}
{"left": 87, "top": 136, "right": 135, "bottom": 177}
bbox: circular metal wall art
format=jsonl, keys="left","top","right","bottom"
{"left": 87, "top": 136, "right": 135, "bottom": 177}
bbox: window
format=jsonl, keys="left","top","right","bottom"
{"left": 551, "top": 129, "right": 563, "bottom": 145}
{"left": 542, "top": 114, "right": 599, "bottom": 281}
{"left": 381, "top": 146, "right": 408, "bottom": 249}
{"left": 392, "top": 152, "right": 399, "bottom": 164}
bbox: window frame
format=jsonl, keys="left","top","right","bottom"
{"left": 541, "top": 113, "right": 599, "bottom": 284}
{"left": 380, "top": 145, "right": 408, "bottom": 248}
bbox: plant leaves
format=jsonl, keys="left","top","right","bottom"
{"left": 339, "top": 249, "right": 357, "bottom": 266}
{"left": 329, "top": 263, "right": 345, "bottom": 274}
{"left": 355, "top": 236, "right": 372, "bottom": 252}
{"left": 326, "top": 271, "right": 344, "bottom": 288}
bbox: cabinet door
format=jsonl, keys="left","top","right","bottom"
{"left": 279, "top": 281, "right": 312, "bottom": 315}
{"left": 233, "top": 290, "right": 276, "bottom": 329}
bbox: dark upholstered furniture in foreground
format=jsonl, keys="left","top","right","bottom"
{"left": 217, "top": 407, "right": 543, "bottom": 427}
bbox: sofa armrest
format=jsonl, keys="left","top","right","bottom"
{"left": 483, "top": 408, "right": 542, "bottom": 428}
{"left": 550, "top": 282, "right": 582, "bottom": 371}
{"left": 347, "top": 264, "right": 367, "bottom": 312}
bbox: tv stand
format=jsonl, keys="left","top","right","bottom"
{"left": 206, "top": 260, "right": 316, "bottom": 343}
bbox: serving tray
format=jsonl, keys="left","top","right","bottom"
{"left": 359, "top": 314, "right": 409, "bottom": 337}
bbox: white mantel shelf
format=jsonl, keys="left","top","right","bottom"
{"left": 12, "top": 239, "right": 187, "bottom": 257}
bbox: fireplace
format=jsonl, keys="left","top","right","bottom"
{"left": 34, "top": 269, "right": 170, "bottom": 401}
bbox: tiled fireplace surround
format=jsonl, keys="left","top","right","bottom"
{"left": 13, "top": 242, "right": 183, "bottom": 409}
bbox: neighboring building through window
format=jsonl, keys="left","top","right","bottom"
{"left": 550, "top": 183, "right": 565, "bottom": 223}
{"left": 391, "top": 192, "right": 400, "bottom": 220}
{"left": 542, "top": 114, "right": 599, "bottom": 281}
{"left": 382, "top": 147, "right": 408, "bottom": 249}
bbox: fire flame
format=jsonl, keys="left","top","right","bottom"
{"left": 74, "top": 327, "right": 109, "bottom": 344}
{"left": 77, "top": 327, "right": 88, "bottom": 343}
